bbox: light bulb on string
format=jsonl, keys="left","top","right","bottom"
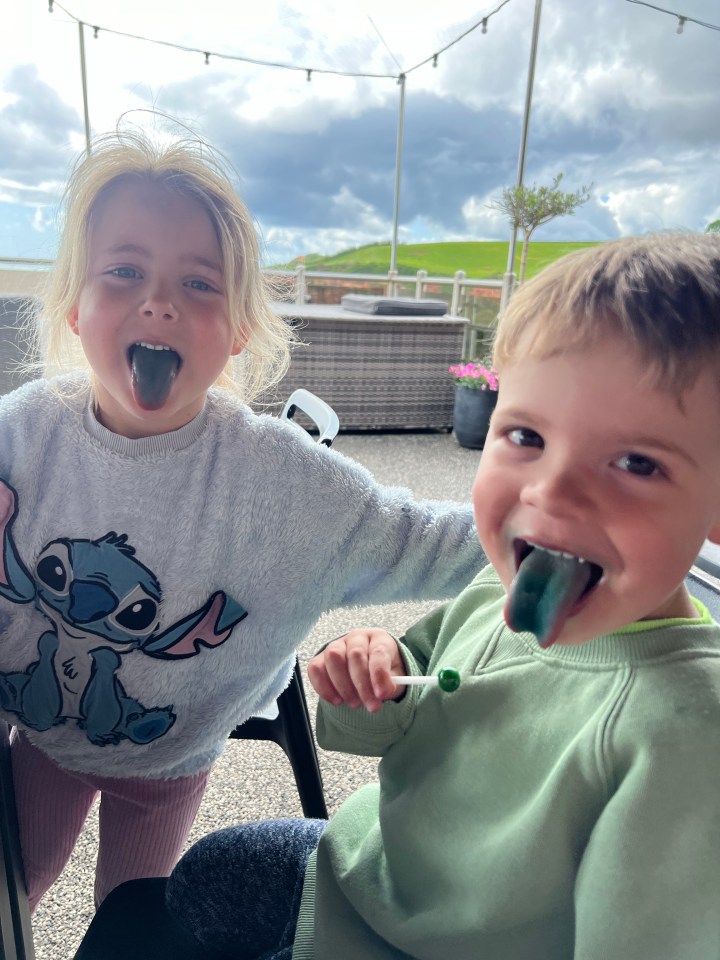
{"left": 93, "top": 26, "right": 99, "bottom": 38}
{"left": 306, "top": 69, "right": 312, "bottom": 81}
{"left": 432, "top": 54, "right": 438, "bottom": 68}
{"left": 676, "top": 16, "right": 686, "bottom": 33}
{"left": 48, "top": 0, "right": 53, "bottom": 11}
{"left": 481, "top": 18, "right": 488, "bottom": 34}
{"left": 204, "top": 52, "right": 210, "bottom": 65}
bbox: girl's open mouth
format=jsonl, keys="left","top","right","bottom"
{"left": 128, "top": 342, "right": 182, "bottom": 410}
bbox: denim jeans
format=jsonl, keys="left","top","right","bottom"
{"left": 166, "top": 818, "right": 327, "bottom": 960}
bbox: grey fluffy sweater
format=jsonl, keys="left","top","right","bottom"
{"left": 0, "top": 377, "right": 484, "bottom": 779}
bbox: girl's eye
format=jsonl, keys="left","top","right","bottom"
{"left": 187, "top": 279, "right": 213, "bottom": 292}
{"left": 614, "top": 453, "right": 661, "bottom": 477}
{"left": 507, "top": 427, "right": 544, "bottom": 449}
{"left": 110, "top": 266, "right": 140, "bottom": 279}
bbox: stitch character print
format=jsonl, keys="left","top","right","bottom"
{"left": 0, "top": 479, "right": 247, "bottom": 747}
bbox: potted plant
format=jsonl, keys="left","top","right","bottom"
{"left": 449, "top": 360, "right": 499, "bottom": 449}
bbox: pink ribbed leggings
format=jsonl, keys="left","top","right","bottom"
{"left": 9, "top": 729, "right": 212, "bottom": 912}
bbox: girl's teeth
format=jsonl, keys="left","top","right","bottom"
{"left": 136, "top": 342, "right": 172, "bottom": 351}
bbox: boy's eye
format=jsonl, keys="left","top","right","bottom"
{"left": 507, "top": 427, "right": 544, "bottom": 449}
{"left": 614, "top": 453, "right": 660, "bottom": 477}
{"left": 110, "top": 266, "right": 140, "bottom": 279}
{"left": 187, "top": 279, "right": 213, "bottom": 292}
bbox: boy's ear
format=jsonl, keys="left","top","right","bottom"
{"left": 68, "top": 307, "right": 79, "bottom": 335}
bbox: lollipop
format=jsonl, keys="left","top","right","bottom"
{"left": 391, "top": 668, "right": 461, "bottom": 693}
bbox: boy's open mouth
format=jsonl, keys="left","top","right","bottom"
{"left": 128, "top": 342, "right": 182, "bottom": 410}
{"left": 505, "top": 539, "right": 604, "bottom": 648}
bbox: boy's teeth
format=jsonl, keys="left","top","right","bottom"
{"left": 537, "top": 545, "right": 586, "bottom": 563}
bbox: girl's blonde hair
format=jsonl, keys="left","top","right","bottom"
{"left": 29, "top": 127, "right": 294, "bottom": 403}
{"left": 494, "top": 232, "right": 720, "bottom": 394}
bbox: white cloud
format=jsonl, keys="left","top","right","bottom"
{"left": 1, "top": 0, "right": 719, "bottom": 262}
{"left": 461, "top": 194, "right": 508, "bottom": 239}
{"left": 328, "top": 185, "right": 387, "bottom": 231}
{"left": 601, "top": 181, "right": 703, "bottom": 235}
{"left": 31, "top": 207, "right": 53, "bottom": 233}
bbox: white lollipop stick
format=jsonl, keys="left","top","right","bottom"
{"left": 391, "top": 668, "right": 461, "bottom": 693}
{"left": 392, "top": 676, "right": 438, "bottom": 686}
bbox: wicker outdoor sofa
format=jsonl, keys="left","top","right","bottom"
{"left": 263, "top": 302, "right": 468, "bottom": 430}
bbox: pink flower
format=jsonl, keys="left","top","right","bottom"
{"left": 448, "top": 360, "right": 499, "bottom": 391}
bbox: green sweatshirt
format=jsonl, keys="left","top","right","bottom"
{"left": 293, "top": 565, "right": 720, "bottom": 959}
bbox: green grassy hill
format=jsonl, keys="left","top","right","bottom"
{"left": 275, "top": 240, "right": 600, "bottom": 280}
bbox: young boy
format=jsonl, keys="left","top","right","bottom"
{"left": 83, "top": 233, "right": 720, "bottom": 959}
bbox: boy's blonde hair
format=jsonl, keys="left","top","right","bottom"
{"left": 29, "top": 128, "right": 294, "bottom": 403}
{"left": 494, "top": 232, "right": 720, "bottom": 394}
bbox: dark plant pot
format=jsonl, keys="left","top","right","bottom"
{"left": 452, "top": 385, "right": 498, "bottom": 449}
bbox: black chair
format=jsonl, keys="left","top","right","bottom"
{"left": 0, "top": 722, "right": 33, "bottom": 960}
{"left": 73, "top": 877, "right": 217, "bottom": 960}
{"left": 229, "top": 658, "right": 328, "bottom": 820}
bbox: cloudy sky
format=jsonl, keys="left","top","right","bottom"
{"left": 2, "top": 0, "right": 719, "bottom": 266}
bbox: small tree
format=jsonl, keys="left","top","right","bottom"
{"left": 490, "top": 173, "right": 592, "bottom": 283}
{"left": 707, "top": 220, "right": 720, "bottom": 234}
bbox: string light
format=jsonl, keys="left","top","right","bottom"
{"left": 93, "top": 26, "right": 99, "bottom": 38}
{"left": 44, "top": 0, "right": 518, "bottom": 82}
{"left": 624, "top": 1, "right": 720, "bottom": 33}
{"left": 405, "top": 0, "right": 513, "bottom": 75}
{"left": 306, "top": 69, "right": 312, "bottom": 81}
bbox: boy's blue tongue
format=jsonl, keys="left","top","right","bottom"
{"left": 130, "top": 345, "right": 179, "bottom": 410}
{"left": 505, "top": 546, "right": 593, "bottom": 648}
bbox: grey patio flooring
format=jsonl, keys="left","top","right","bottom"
{"left": 32, "top": 430, "right": 482, "bottom": 959}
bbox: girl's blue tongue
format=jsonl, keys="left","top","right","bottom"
{"left": 130, "top": 345, "right": 179, "bottom": 410}
{"left": 505, "top": 546, "right": 593, "bottom": 648}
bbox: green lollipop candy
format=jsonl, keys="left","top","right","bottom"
{"left": 437, "top": 668, "right": 461, "bottom": 692}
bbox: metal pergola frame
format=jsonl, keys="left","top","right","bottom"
{"left": 71, "top": 4, "right": 543, "bottom": 289}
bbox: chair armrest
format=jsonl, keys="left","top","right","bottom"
{"left": 281, "top": 389, "right": 339, "bottom": 447}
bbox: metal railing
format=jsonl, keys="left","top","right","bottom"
{"left": 272, "top": 263, "right": 502, "bottom": 318}
{"left": 0, "top": 258, "right": 499, "bottom": 360}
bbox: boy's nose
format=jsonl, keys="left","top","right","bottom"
{"left": 521, "top": 461, "right": 592, "bottom": 516}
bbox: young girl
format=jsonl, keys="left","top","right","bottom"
{"left": 0, "top": 128, "right": 484, "bottom": 912}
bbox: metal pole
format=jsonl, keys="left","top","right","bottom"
{"left": 500, "top": 0, "right": 543, "bottom": 313}
{"left": 389, "top": 73, "right": 406, "bottom": 274}
{"left": 78, "top": 21, "right": 91, "bottom": 155}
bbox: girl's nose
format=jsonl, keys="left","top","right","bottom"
{"left": 140, "top": 291, "right": 179, "bottom": 321}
